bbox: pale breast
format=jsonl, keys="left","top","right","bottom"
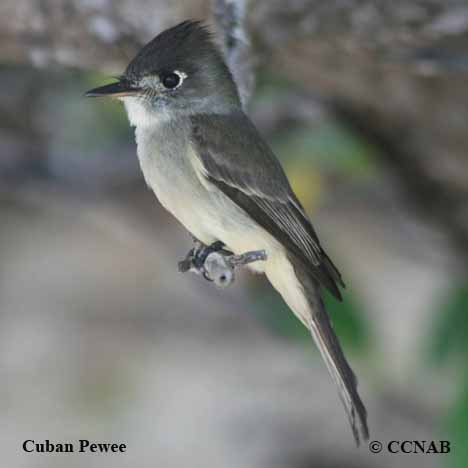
{"left": 134, "top": 120, "right": 280, "bottom": 270}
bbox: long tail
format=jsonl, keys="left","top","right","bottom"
{"left": 266, "top": 253, "right": 369, "bottom": 445}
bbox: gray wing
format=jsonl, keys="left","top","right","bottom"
{"left": 190, "top": 111, "right": 344, "bottom": 299}
{"left": 190, "top": 112, "right": 369, "bottom": 444}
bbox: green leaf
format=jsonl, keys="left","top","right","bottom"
{"left": 251, "top": 282, "right": 369, "bottom": 353}
{"left": 445, "top": 372, "right": 468, "bottom": 468}
{"left": 323, "top": 289, "right": 369, "bottom": 354}
{"left": 252, "top": 285, "right": 310, "bottom": 342}
{"left": 427, "top": 283, "right": 468, "bottom": 367}
{"left": 271, "top": 123, "right": 376, "bottom": 177}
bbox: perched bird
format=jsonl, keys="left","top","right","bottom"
{"left": 86, "top": 20, "right": 369, "bottom": 444}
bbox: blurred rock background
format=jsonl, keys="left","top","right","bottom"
{"left": 1, "top": 1, "right": 467, "bottom": 467}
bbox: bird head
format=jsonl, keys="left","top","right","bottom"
{"left": 85, "top": 20, "right": 241, "bottom": 126}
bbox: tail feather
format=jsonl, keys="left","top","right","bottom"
{"left": 306, "top": 288, "right": 369, "bottom": 445}
{"left": 267, "top": 253, "right": 369, "bottom": 445}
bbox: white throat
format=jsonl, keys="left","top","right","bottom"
{"left": 120, "top": 97, "right": 171, "bottom": 129}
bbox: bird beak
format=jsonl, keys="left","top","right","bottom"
{"left": 85, "top": 80, "right": 140, "bottom": 98}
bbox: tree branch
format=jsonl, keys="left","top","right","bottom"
{"left": 212, "top": 0, "right": 255, "bottom": 108}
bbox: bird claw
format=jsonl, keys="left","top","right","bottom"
{"left": 178, "top": 240, "right": 267, "bottom": 287}
{"left": 178, "top": 240, "right": 228, "bottom": 273}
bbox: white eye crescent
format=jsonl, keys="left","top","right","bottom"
{"left": 161, "top": 70, "right": 187, "bottom": 89}
{"left": 174, "top": 70, "right": 187, "bottom": 83}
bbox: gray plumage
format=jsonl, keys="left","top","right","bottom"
{"left": 85, "top": 20, "right": 369, "bottom": 445}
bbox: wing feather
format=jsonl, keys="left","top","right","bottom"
{"left": 190, "top": 112, "right": 344, "bottom": 298}
{"left": 189, "top": 112, "right": 369, "bottom": 443}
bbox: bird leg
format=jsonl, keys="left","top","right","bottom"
{"left": 178, "top": 240, "right": 228, "bottom": 273}
{"left": 178, "top": 239, "right": 267, "bottom": 287}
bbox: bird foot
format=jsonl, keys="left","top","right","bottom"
{"left": 178, "top": 240, "right": 267, "bottom": 287}
{"left": 178, "top": 240, "right": 228, "bottom": 273}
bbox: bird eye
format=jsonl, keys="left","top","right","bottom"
{"left": 161, "top": 72, "right": 181, "bottom": 89}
